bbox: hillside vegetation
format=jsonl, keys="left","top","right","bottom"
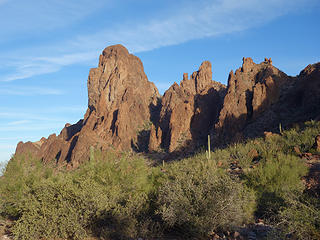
{"left": 1, "top": 121, "right": 320, "bottom": 240}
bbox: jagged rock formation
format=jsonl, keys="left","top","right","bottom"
{"left": 214, "top": 57, "right": 288, "bottom": 144}
{"left": 148, "top": 61, "right": 226, "bottom": 153}
{"left": 15, "top": 44, "right": 320, "bottom": 164}
{"left": 16, "top": 45, "right": 159, "bottom": 166}
{"left": 214, "top": 59, "right": 320, "bottom": 146}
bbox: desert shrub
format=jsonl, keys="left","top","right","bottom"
{"left": 12, "top": 178, "right": 96, "bottom": 240}
{"left": 0, "top": 154, "right": 97, "bottom": 239}
{"left": 245, "top": 153, "right": 308, "bottom": 218}
{"left": 276, "top": 194, "right": 320, "bottom": 240}
{"left": 266, "top": 193, "right": 320, "bottom": 240}
{"left": 0, "top": 151, "right": 163, "bottom": 240}
{"left": 228, "top": 140, "right": 263, "bottom": 169}
{"left": 210, "top": 147, "right": 231, "bottom": 164}
{"left": 262, "top": 121, "right": 320, "bottom": 156}
{"left": 70, "top": 151, "right": 162, "bottom": 239}
{"left": 157, "top": 154, "right": 256, "bottom": 238}
{"left": 0, "top": 154, "right": 54, "bottom": 219}
{"left": 1, "top": 120, "right": 319, "bottom": 239}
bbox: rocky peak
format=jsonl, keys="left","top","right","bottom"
{"left": 14, "top": 46, "right": 320, "bottom": 164}
{"left": 215, "top": 58, "right": 288, "bottom": 144}
{"left": 88, "top": 44, "right": 158, "bottom": 114}
{"left": 241, "top": 57, "right": 254, "bottom": 72}
{"left": 149, "top": 61, "right": 226, "bottom": 153}
{"left": 16, "top": 45, "right": 160, "bottom": 166}
{"left": 193, "top": 61, "right": 213, "bottom": 93}
{"left": 180, "top": 61, "right": 213, "bottom": 94}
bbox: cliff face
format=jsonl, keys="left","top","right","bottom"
{"left": 16, "top": 45, "right": 160, "bottom": 167}
{"left": 75, "top": 44, "right": 159, "bottom": 161}
{"left": 15, "top": 45, "right": 320, "bottom": 164}
{"left": 214, "top": 57, "right": 289, "bottom": 144}
{"left": 149, "top": 61, "right": 226, "bottom": 153}
{"left": 214, "top": 59, "right": 320, "bottom": 145}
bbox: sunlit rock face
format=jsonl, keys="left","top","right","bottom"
{"left": 15, "top": 45, "right": 320, "bottom": 165}
{"left": 16, "top": 45, "right": 160, "bottom": 166}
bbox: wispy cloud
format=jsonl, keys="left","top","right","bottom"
{"left": 85, "top": 0, "right": 314, "bottom": 53}
{"left": 0, "top": 0, "right": 317, "bottom": 82}
{"left": 0, "top": 136, "right": 37, "bottom": 141}
{"left": 7, "top": 120, "right": 31, "bottom": 126}
{"left": 1, "top": 63, "right": 60, "bottom": 82}
{"left": 0, "top": 106, "right": 85, "bottom": 121}
{"left": 0, "top": 0, "right": 8, "bottom": 5}
{"left": 0, "top": 144, "right": 16, "bottom": 150}
{"left": 0, "top": 51, "right": 99, "bottom": 82}
{"left": 0, "top": 0, "right": 107, "bottom": 38}
{"left": 0, "top": 86, "right": 63, "bottom": 95}
{"left": 0, "top": 112, "right": 57, "bottom": 122}
{"left": 0, "top": 124, "right": 66, "bottom": 132}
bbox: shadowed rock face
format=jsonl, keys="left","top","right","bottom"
{"left": 148, "top": 61, "right": 226, "bottom": 153}
{"left": 214, "top": 57, "right": 288, "bottom": 144}
{"left": 15, "top": 45, "right": 320, "bottom": 165}
{"left": 214, "top": 59, "right": 320, "bottom": 146}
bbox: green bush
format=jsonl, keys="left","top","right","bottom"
{"left": 267, "top": 193, "right": 320, "bottom": 240}
{"left": 0, "top": 151, "right": 162, "bottom": 240}
{"left": 75, "top": 151, "right": 161, "bottom": 239}
{"left": 157, "top": 154, "right": 256, "bottom": 238}
{"left": 1, "top": 120, "right": 319, "bottom": 239}
{"left": 0, "top": 154, "right": 54, "bottom": 219}
{"left": 12, "top": 178, "right": 96, "bottom": 240}
{"left": 261, "top": 121, "right": 320, "bottom": 156}
{"left": 245, "top": 153, "right": 308, "bottom": 218}
{"left": 279, "top": 194, "right": 320, "bottom": 240}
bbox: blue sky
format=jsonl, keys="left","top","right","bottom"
{"left": 0, "top": 0, "right": 319, "bottom": 164}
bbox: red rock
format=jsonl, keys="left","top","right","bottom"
{"left": 15, "top": 45, "right": 159, "bottom": 166}
{"left": 263, "top": 131, "right": 278, "bottom": 139}
{"left": 148, "top": 124, "right": 162, "bottom": 152}
{"left": 214, "top": 57, "right": 288, "bottom": 145}
{"left": 153, "top": 61, "right": 226, "bottom": 153}
{"left": 15, "top": 141, "right": 40, "bottom": 156}
{"left": 248, "top": 149, "right": 259, "bottom": 159}
{"left": 294, "top": 146, "right": 302, "bottom": 156}
{"left": 14, "top": 49, "right": 320, "bottom": 165}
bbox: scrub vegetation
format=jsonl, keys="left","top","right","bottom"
{"left": 0, "top": 121, "right": 319, "bottom": 239}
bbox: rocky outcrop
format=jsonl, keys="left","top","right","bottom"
{"left": 242, "top": 62, "right": 320, "bottom": 141}
{"left": 149, "top": 61, "right": 226, "bottom": 153}
{"left": 214, "top": 57, "right": 288, "bottom": 144}
{"left": 15, "top": 44, "right": 320, "bottom": 164}
{"left": 72, "top": 45, "right": 159, "bottom": 161}
{"left": 292, "top": 62, "right": 320, "bottom": 120}
{"left": 214, "top": 59, "right": 320, "bottom": 146}
{"left": 16, "top": 45, "right": 159, "bottom": 166}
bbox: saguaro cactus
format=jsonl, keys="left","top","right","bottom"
{"left": 206, "top": 135, "right": 211, "bottom": 160}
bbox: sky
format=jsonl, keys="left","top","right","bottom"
{"left": 0, "top": 0, "right": 319, "bottom": 164}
